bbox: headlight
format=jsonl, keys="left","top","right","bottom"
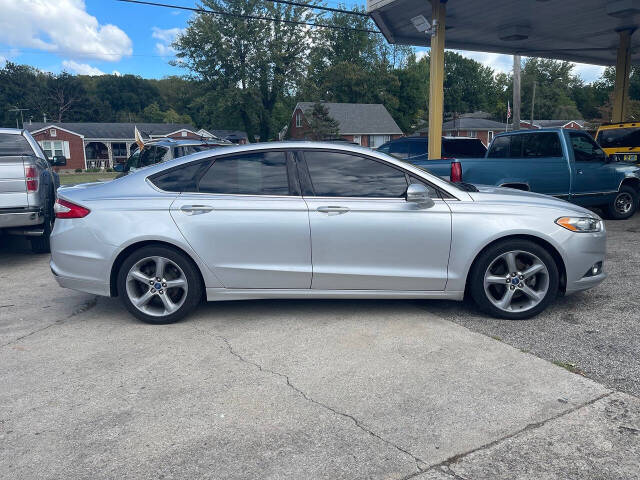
{"left": 555, "top": 216, "right": 602, "bottom": 233}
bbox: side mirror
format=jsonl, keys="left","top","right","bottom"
{"left": 113, "top": 164, "right": 124, "bottom": 172}
{"left": 51, "top": 155, "right": 66, "bottom": 167}
{"left": 406, "top": 183, "right": 435, "bottom": 208}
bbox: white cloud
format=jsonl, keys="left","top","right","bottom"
{"left": 0, "top": 0, "right": 132, "bottom": 62}
{"left": 152, "top": 27, "right": 183, "bottom": 57}
{"left": 62, "top": 60, "right": 104, "bottom": 76}
{"left": 417, "top": 48, "right": 606, "bottom": 83}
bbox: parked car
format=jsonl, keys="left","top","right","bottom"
{"left": 115, "top": 137, "right": 232, "bottom": 176}
{"left": 377, "top": 136, "right": 487, "bottom": 160}
{"left": 51, "top": 142, "right": 606, "bottom": 324}
{"left": 595, "top": 122, "right": 640, "bottom": 163}
{"left": 409, "top": 129, "right": 640, "bottom": 220}
{"left": 0, "top": 128, "right": 66, "bottom": 252}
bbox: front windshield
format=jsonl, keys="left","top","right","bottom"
{"left": 596, "top": 127, "right": 640, "bottom": 149}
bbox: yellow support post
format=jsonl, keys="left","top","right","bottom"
{"left": 428, "top": 0, "right": 446, "bottom": 160}
{"left": 612, "top": 29, "right": 633, "bottom": 123}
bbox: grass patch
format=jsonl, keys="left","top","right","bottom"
{"left": 59, "top": 172, "right": 119, "bottom": 185}
{"left": 552, "top": 360, "right": 584, "bottom": 375}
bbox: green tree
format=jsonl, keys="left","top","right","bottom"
{"left": 303, "top": 102, "right": 340, "bottom": 140}
{"left": 173, "top": 0, "right": 316, "bottom": 141}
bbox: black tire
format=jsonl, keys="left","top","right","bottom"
{"left": 469, "top": 239, "right": 560, "bottom": 320}
{"left": 30, "top": 189, "right": 54, "bottom": 254}
{"left": 604, "top": 185, "right": 638, "bottom": 220}
{"left": 117, "top": 245, "right": 203, "bottom": 324}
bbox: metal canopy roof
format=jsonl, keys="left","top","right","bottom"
{"left": 367, "top": 0, "right": 640, "bottom": 66}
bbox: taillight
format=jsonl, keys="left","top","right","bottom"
{"left": 24, "top": 166, "right": 38, "bottom": 192}
{"left": 54, "top": 199, "right": 90, "bottom": 219}
{"left": 450, "top": 161, "right": 462, "bottom": 183}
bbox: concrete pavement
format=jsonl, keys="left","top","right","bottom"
{"left": 1, "top": 238, "right": 639, "bottom": 479}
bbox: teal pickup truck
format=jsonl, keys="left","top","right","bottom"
{"left": 410, "top": 128, "right": 640, "bottom": 220}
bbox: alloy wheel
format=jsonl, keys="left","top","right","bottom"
{"left": 614, "top": 192, "right": 633, "bottom": 215}
{"left": 125, "top": 256, "right": 188, "bottom": 317}
{"left": 483, "top": 250, "right": 549, "bottom": 313}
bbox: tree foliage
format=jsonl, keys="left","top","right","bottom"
{"left": 303, "top": 102, "right": 340, "bottom": 140}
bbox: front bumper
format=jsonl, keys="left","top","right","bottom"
{"left": 561, "top": 228, "right": 607, "bottom": 295}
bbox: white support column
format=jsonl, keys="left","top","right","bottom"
{"left": 106, "top": 143, "right": 113, "bottom": 170}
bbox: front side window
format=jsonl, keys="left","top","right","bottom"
{"left": 198, "top": 151, "right": 290, "bottom": 195}
{"left": 304, "top": 151, "right": 408, "bottom": 198}
{"left": 569, "top": 132, "right": 606, "bottom": 162}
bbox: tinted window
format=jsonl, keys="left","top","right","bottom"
{"left": 442, "top": 139, "right": 487, "bottom": 158}
{"left": 569, "top": 132, "right": 606, "bottom": 162}
{"left": 596, "top": 127, "right": 640, "bottom": 149}
{"left": 198, "top": 151, "right": 290, "bottom": 195}
{"left": 151, "top": 161, "right": 212, "bottom": 192}
{"left": 0, "top": 133, "right": 32, "bottom": 156}
{"left": 522, "top": 132, "right": 562, "bottom": 157}
{"left": 304, "top": 151, "right": 408, "bottom": 198}
{"left": 136, "top": 146, "right": 170, "bottom": 168}
{"left": 386, "top": 141, "right": 409, "bottom": 159}
{"left": 487, "top": 136, "right": 510, "bottom": 158}
{"left": 409, "top": 140, "right": 428, "bottom": 157}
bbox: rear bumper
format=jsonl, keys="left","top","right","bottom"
{"left": 50, "top": 262, "right": 111, "bottom": 297}
{"left": 0, "top": 208, "right": 43, "bottom": 229}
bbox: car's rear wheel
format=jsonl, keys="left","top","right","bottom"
{"left": 117, "top": 245, "right": 202, "bottom": 324}
{"left": 30, "top": 189, "right": 54, "bottom": 254}
{"left": 605, "top": 185, "right": 638, "bottom": 220}
{"left": 469, "top": 239, "right": 559, "bottom": 320}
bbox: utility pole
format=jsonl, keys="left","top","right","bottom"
{"left": 513, "top": 55, "right": 521, "bottom": 131}
{"left": 530, "top": 81, "right": 536, "bottom": 129}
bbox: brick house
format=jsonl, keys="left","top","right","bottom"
{"left": 288, "top": 102, "right": 403, "bottom": 148}
{"left": 418, "top": 118, "right": 508, "bottom": 147}
{"left": 25, "top": 122, "right": 203, "bottom": 170}
{"left": 519, "top": 119, "right": 585, "bottom": 130}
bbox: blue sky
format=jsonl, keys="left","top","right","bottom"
{"left": 0, "top": 0, "right": 606, "bottom": 82}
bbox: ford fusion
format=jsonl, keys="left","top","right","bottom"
{"left": 50, "top": 143, "right": 606, "bottom": 324}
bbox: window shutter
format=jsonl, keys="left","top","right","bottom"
{"left": 63, "top": 141, "right": 70, "bottom": 158}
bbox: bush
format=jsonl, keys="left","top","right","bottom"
{"left": 87, "top": 168, "right": 100, "bottom": 173}
{"left": 74, "top": 168, "right": 82, "bottom": 173}
{"left": 106, "top": 168, "right": 113, "bottom": 172}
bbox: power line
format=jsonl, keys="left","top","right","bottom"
{"left": 116, "top": 0, "right": 380, "bottom": 34}
{"left": 261, "top": 0, "right": 370, "bottom": 17}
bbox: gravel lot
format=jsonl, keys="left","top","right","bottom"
{"left": 426, "top": 213, "right": 640, "bottom": 397}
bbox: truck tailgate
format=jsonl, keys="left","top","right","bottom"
{"left": 0, "top": 155, "right": 28, "bottom": 209}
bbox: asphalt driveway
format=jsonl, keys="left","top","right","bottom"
{"left": 1, "top": 218, "right": 639, "bottom": 479}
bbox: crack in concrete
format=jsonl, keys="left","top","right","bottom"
{"left": 198, "top": 326, "right": 428, "bottom": 477}
{"left": 1, "top": 296, "right": 98, "bottom": 348}
{"left": 424, "top": 391, "right": 614, "bottom": 476}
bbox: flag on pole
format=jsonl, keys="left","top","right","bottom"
{"left": 506, "top": 101, "right": 512, "bottom": 120}
{"left": 134, "top": 126, "right": 145, "bottom": 151}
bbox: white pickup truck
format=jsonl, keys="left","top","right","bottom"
{"left": 0, "top": 128, "right": 66, "bottom": 252}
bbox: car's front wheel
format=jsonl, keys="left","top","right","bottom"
{"left": 469, "top": 239, "right": 560, "bottom": 320}
{"left": 605, "top": 185, "right": 638, "bottom": 220}
{"left": 117, "top": 245, "right": 203, "bottom": 324}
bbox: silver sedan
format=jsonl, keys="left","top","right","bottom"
{"left": 50, "top": 142, "right": 606, "bottom": 324}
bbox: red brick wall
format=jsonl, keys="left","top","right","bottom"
{"left": 32, "top": 128, "right": 85, "bottom": 170}
{"left": 288, "top": 107, "right": 308, "bottom": 139}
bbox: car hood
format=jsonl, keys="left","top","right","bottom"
{"left": 468, "top": 185, "right": 596, "bottom": 217}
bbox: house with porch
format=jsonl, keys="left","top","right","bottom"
{"left": 288, "top": 102, "right": 403, "bottom": 148}
{"left": 25, "top": 122, "right": 203, "bottom": 170}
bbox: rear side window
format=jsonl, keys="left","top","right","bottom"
{"left": 0, "top": 134, "right": 32, "bottom": 156}
{"left": 151, "top": 161, "right": 211, "bottom": 192}
{"left": 442, "top": 139, "right": 486, "bottom": 158}
{"left": 522, "top": 132, "right": 562, "bottom": 157}
{"left": 198, "top": 151, "right": 290, "bottom": 195}
{"left": 304, "top": 151, "right": 408, "bottom": 198}
{"left": 383, "top": 141, "right": 409, "bottom": 159}
{"left": 487, "top": 136, "right": 510, "bottom": 158}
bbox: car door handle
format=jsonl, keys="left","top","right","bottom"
{"left": 317, "top": 206, "right": 350, "bottom": 215}
{"left": 180, "top": 205, "right": 214, "bottom": 215}
{"left": 577, "top": 169, "right": 584, "bottom": 175}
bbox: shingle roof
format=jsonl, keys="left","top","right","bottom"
{"left": 442, "top": 118, "right": 508, "bottom": 130}
{"left": 527, "top": 119, "right": 585, "bottom": 128}
{"left": 25, "top": 122, "right": 197, "bottom": 139}
{"left": 295, "top": 102, "right": 403, "bottom": 135}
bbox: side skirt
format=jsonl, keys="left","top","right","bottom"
{"left": 205, "top": 288, "right": 465, "bottom": 302}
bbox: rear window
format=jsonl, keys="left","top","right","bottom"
{"left": 0, "top": 133, "right": 33, "bottom": 156}
{"left": 379, "top": 141, "right": 409, "bottom": 159}
{"left": 409, "top": 141, "right": 428, "bottom": 157}
{"left": 442, "top": 139, "right": 487, "bottom": 158}
{"left": 596, "top": 127, "right": 640, "bottom": 149}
